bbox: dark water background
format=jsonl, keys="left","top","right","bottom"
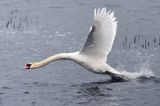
{"left": 0, "top": 0, "right": 160, "bottom": 106}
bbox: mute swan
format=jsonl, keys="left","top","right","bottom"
{"left": 24, "top": 8, "right": 129, "bottom": 81}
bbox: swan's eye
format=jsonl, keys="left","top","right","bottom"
{"left": 25, "top": 63, "right": 32, "bottom": 69}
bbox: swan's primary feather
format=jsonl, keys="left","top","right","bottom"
{"left": 80, "top": 8, "right": 117, "bottom": 62}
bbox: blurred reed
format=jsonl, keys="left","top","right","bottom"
{"left": 0, "top": 9, "right": 39, "bottom": 31}
{"left": 122, "top": 31, "right": 160, "bottom": 50}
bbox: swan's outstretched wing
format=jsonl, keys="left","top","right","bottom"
{"left": 80, "top": 8, "right": 117, "bottom": 62}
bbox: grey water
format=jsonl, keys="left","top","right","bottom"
{"left": 0, "top": 0, "right": 160, "bottom": 106}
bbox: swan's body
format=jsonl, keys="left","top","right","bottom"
{"left": 25, "top": 8, "right": 129, "bottom": 80}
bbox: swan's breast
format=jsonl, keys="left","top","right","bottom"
{"left": 74, "top": 53, "right": 106, "bottom": 74}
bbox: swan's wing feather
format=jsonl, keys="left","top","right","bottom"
{"left": 80, "top": 8, "right": 117, "bottom": 62}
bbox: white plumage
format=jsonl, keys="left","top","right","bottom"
{"left": 80, "top": 8, "right": 117, "bottom": 62}
{"left": 25, "top": 8, "right": 129, "bottom": 81}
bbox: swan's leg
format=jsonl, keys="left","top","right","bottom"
{"left": 111, "top": 76, "right": 127, "bottom": 82}
{"left": 105, "top": 71, "right": 129, "bottom": 81}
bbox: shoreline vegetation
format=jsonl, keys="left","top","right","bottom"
{"left": 0, "top": 9, "right": 159, "bottom": 50}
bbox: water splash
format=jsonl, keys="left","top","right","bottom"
{"left": 120, "top": 63, "right": 154, "bottom": 80}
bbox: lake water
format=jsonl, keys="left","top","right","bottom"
{"left": 0, "top": 0, "right": 160, "bottom": 106}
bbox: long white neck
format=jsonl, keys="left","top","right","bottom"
{"left": 30, "top": 52, "right": 78, "bottom": 69}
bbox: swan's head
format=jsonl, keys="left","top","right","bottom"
{"left": 24, "top": 63, "right": 40, "bottom": 69}
{"left": 25, "top": 63, "right": 32, "bottom": 69}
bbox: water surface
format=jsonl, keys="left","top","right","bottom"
{"left": 0, "top": 0, "right": 160, "bottom": 106}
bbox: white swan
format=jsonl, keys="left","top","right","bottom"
{"left": 25, "top": 8, "right": 129, "bottom": 81}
